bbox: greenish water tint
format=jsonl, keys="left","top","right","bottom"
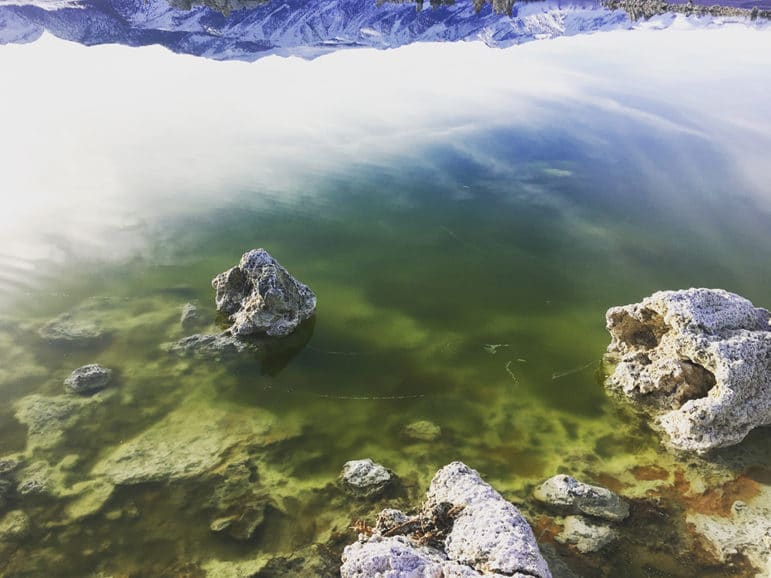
{"left": 1, "top": 98, "right": 770, "bottom": 576}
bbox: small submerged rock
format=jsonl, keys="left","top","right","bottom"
{"left": 341, "top": 459, "right": 394, "bottom": 499}
{"left": 212, "top": 248, "right": 316, "bottom": 338}
{"left": 402, "top": 420, "right": 441, "bottom": 442}
{"left": 180, "top": 302, "right": 202, "bottom": 332}
{"left": 64, "top": 364, "right": 113, "bottom": 395}
{"left": 533, "top": 474, "right": 629, "bottom": 522}
{"left": 38, "top": 313, "right": 105, "bottom": 345}
{"left": 0, "top": 510, "right": 30, "bottom": 541}
{"left": 341, "top": 461, "right": 552, "bottom": 578}
{"left": 605, "top": 288, "right": 771, "bottom": 453}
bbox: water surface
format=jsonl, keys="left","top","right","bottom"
{"left": 0, "top": 25, "right": 770, "bottom": 578}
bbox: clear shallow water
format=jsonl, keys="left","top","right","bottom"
{"left": 1, "top": 27, "right": 771, "bottom": 578}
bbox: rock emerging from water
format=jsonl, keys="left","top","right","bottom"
{"left": 341, "top": 461, "right": 552, "bottom": 578}
{"left": 605, "top": 288, "right": 771, "bottom": 454}
{"left": 533, "top": 474, "right": 629, "bottom": 522}
{"left": 341, "top": 459, "right": 394, "bottom": 498}
{"left": 64, "top": 364, "right": 113, "bottom": 395}
{"left": 212, "top": 249, "right": 316, "bottom": 338}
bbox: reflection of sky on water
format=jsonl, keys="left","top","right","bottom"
{"left": 0, "top": 23, "right": 770, "bottom": 303}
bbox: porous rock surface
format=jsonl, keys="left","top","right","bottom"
{"left": 341, "top": 459, "right": 393, "bottom": 498}
{"left": 64, "top": 364, "right": 113, "bottom": 395}
{"left": 341, "top": 461, "right": 552, "bottom": 578}
{"left": 605, "top": 288, "right": 771, "bottom": 453}
{"left": 212, "top": 248, "right": 316, "bottom": 338}
{"left": 532, "top": 474, "right": 629, "bottom": 522}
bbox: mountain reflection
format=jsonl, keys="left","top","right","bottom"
{"left": 2, "top": 0, "right": 762, "bottom": 62}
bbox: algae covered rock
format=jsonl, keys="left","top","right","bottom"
{"left": 533, "top": 474, "right": 629, "bottom": 522}
{"left": 402, "top": 420, "right": 441, "bottom": 442}
{"left": 92, "top": 402, "right": 298, "bottom": 485}
{"left": 165, "top": 332, "right": 253, "bottom": 358}
{"left": 38, "top": 313, "right": 105, "bottom": 345}
{"left": 341, "top": 459, "right": 394, "bottom": 498}
{"left": 212, "top": 248, "right": 316, "bottom": 338}
{"left": 605, "top": 288, "right": 771, "bottom": 453}
{"left": 64, "top": 364, "right": 113, "bottom": 395}
{"left": 0, "top": 510, "right": 30, "bottom": 541}
{"left": 180, "top": 302, "right": 202, "bottom": 332}
{"left": 14, "top": 394, "right": 105, "bottom": 452}
{"left": 342, "top": 461, "right": 552, "bottom": 578}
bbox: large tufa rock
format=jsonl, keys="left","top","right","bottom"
{"left": 341, "top": 461, "right": 552, "bottom": 578}
{"left": 533, "top": 474, "right": 629, "bottom": 522}
{"left": 605, "top": 288, "right": 771, "bottom": 454}
{"left": 212, "top": 249, "right": 316, "bottom": 338}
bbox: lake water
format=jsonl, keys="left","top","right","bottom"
{"left": 0, "top": 16, "right": 770, "bottom": 578}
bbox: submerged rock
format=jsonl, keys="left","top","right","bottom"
{"left": 38, "top": 313, "right": 105, "bottom": 345}
{"left": 341, "top": 461, "right": 552, "bottom": 578}
{"left": 556, "top": 515, "right": 619, "bottom": 554}
{"left": 0, "top": 510, "right": 30, "bottom": 541}
{"left": 64, "top": 364, "right": 113, "bottom": 395}
{"left": 180, "top": 302, "right": 202, "bottom": 332}
{"left": 605, "top": 288, "right": 771, "bottom": 453}
{"left": 212, "top": 248, "right": 316, "bottom": 338}
{"left": 402, "top": 420, "right": 441, "bottom": 442}
{"left": 0, "top": 479, "right": 11, "bottom": 511}
{"left": 92, "top": 402, "right": 298, "bottom": 485}
{"left": 341, "top": 459, "right": 394, "bottom": 498}
{"left": 533, "top": 474, "right": 629, "bottom": 522}
{"left": 14, "top": 394, "right": 104, "bottom": 452}
{"left": 165, "top": 332, "right": 253, "bottom": 358}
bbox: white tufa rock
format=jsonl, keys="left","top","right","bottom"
{"left": 212, "top": 248, "right": 316, "bottom": 338}
{"left": 605, "top": 288, "right": 771, "bottom": 454}
{"left": 341, "top": 461, "right": 551, "bottom": 578}
{"left": 340, "top": 459, "right": 393, "bottom": 498}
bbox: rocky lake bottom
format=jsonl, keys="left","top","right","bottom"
{"left": 1, "top": 21, "right": 771, "bottom": 578}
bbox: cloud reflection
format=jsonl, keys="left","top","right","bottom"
{"left": 0, "top": 22, "right": 769, "bottom": 300}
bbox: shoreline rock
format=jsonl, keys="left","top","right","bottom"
{"left": 212, "top": 248, "right": 316, "bottom": 338}
{"left": 341, "top": 461, "right": 552, "bottom": 578}
{"left": 604, "top": 288, "right": 771, "bottom": 454}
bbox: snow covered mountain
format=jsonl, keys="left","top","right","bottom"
{"left": 0, "top": 0, "right": 753, "bottom": 60}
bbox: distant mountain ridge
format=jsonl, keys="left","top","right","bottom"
{"left": 0, "top": 0, "right": 765, "bottom": 60}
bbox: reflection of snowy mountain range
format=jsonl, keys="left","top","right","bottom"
{"left": 0, "top": 0, "right": 759, "bottom": 60}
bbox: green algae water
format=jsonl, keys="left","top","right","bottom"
{"left": 2, "top": 31, "right": 771, "bottom": 578}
